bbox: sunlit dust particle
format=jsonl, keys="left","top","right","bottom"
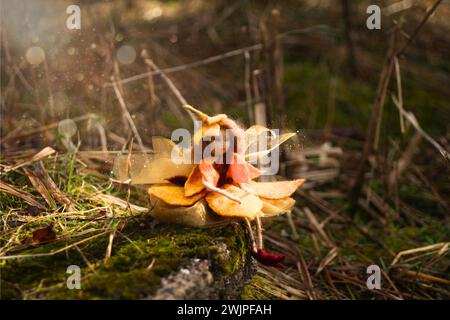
{"left": 115, "top": 33, "right": 124, "bottom": 42}
{"left": 169, "top": 34, "right": 178, "bottom": 43}
{"left": 67, "top": 47, "right": 76, "bottom": 55}
{"left": 25, "top": 46, "right": 45, "bottom": 65}
{"left": 116, "top": 45, "right": 136, "bottom": 65}
{"left": 58, "top": 119, "right": 77, "bottom": 138}
{"left": 144, "top": 7, "right": 162, "bottom": 21}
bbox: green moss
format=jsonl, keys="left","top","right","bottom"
{"left": 1, "top": 218, "right": 250, "bottom": 299}
{"left": 240, "top": 275, "right": 277, "bottom": 300}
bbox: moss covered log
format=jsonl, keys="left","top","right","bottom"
{"left": 0, "top": 216, "right": 255, "bottom": 299}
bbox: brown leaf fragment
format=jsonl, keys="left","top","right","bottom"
{"left": 32, "top": 224, "right": 56, "bottom": 244}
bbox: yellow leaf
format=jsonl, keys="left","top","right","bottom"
{"left": 246, "top": 132, "right": 297, "bottom": 160}
{"left": 249, "top": 179, "right": 305, "bottom": 199}
{"left": 261, "top": 197, "right": 296, "bottom": 217}
{"left": 205, "top": 184, "right": 262, "bottom": 219}
{"left": 193, "top": 123, "right": 220, "bottom": 145}
{"left": 184, "top": 165, "right": 205, "bottom": 196}
{"left": 148, "top": 184, "right": 205, "bottom": 206}
{"left": 113, "top": 154, "right": 193, "bottom": 184}
{"left": 152, "top": 136, "right": 180, "bottom": 156}
{"left": 149, "top": 198, "right": 227, "bottom": 228}
{"left": 184, "top": 104, "right": 227, "bottom": 125}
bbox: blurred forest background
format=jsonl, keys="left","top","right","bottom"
{"left": 0, "top": 0, "right": 449, "bottom": 299}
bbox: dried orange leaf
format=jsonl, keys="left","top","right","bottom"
{"left": 193, "top": 123, "right": 220, "bottom": 145}
{"left": 184, "top": 104, "right": 227, "bottom": 125}
{"left": 261, "top": 197, "right": 296, "bottom": 217}
{"left": 199, "top": 160, "right": 220, "bottom": 186}
{"left": 184, "top": 165, "right": 205, "bottom": 196}
{"left": 249, "top": 179, "right": 305, "bottom": 199}
{"left": 149, "top": 198, "right": 227, "bottom": 228}
{"left": 227, "top": 153, "right": 261, "bottom": 183}
{"left": 148, "top": 184, "right": 205, "bottom": 206}
{"left": 205, "top": 184, "right": 262, "bottom": 219}
{"left": 32, "top": 224, "right": 56, "bottom": 244}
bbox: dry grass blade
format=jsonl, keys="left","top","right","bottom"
{"left": 0, "top": 115, "right": 94, "bottom": 145}
{"left": 388, "top": 131, "right": 421, "bottom": 191}
{"left": 111, "top": 80, "right": 146, "bottom": 152}
{"left": 0, "top": 180, "right": 46, "bottom": 209}
{"left": 301, "top": 207, "right": 333, "bottom": 246}
{"left": 396, "top": 0, "right": 444, "bottom": 56}
{"left": 23, "top": 167, "right": 55, "bottom": 209}
{"left": 92, "top": 193, "right": 148, "bottom": 213}
{"left": 391, "top": 242, "right": 449, "bottom": 266}
{"left": 316, "top": 246, "right": 338, "bottom": 275}
{"left": 0, "top": 231, "right": 109, "bottom": 260}
{"left": 351, "top": 33, "right": 396, "bottom": 205}
{"left": 392, "top": 95, "right": 449, "bottom": 162}
{"left": 1, "top": 147, "right": 55, "bottom": 173}
{"left": 393, "top": 56, "right": 405, "bottom": 133}
{"left": 403, "top": 270, "right": 450, "bottom": 286}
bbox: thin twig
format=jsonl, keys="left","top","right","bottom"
{"left": 111, "top": 80, "right": 146, "bottom": 152}
{"left": 396, "top": 0, "right": 444, "bottom": 57}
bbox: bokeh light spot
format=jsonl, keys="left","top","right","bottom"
{"left": 58, "top": 119, "right": 77, "bottom": 138}
{"left": 25, "top": 46, "right": 45, "bottom": 65}
{"left": 116, "top": 45, "right": 136, "bottom": 65}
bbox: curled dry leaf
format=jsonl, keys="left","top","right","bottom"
{"left": 32, "top": 224, "right": 56, "bottom": 244}
{"left": 227, "top": 153, "right": 261, "bottom": 183}
{"left": 148, "top": 184, "right": 206, "bottom": 206}
{"left": 149, "top": 198, "right": 227, "bottom": 228}
{"left": 152, "top": 136, "right": 181, "bottom": 156}
{"left": 246, "top": 132, "right": 297, "bottom": 160}
{"left": 184, "top": 165, "right": 205, "bottom": 196}
{"left": 198, "top": 160, "right": 220, "bottom": 186}
{"left": 249, "top": 179, "right": 305, "bottom": 199}
{"left": 205, "top": 184, "right": 262, "bottom": 219}
{"left": 113, "top": 154, "right": 193, "bottom": 184}
{"left": 260, "top": 197, "right": 296, "bottom": 217}
{"left": 184, "top": 104, "right": 227, "bottom": 125}
{"left": 193, "top": 123, "right": 220, "bottom": 145}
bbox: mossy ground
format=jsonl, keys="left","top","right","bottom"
{"left": 1, "top": 218, "right": 249, "bottom": 300}
{"left": 0, "top": 157, "right": 250, "bottom": 300}
{"left": 1, "top": 0, "right": 449, "bottom": 300}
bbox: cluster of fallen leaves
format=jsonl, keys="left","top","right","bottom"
{"left": 141, "top": 105, "right": 305, "bottom": 266}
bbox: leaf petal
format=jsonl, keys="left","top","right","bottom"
{"left": 32, "top": 224, "right": 56, "bottom": 243}
{"left": 246, "top": 132, "right": 297, "bottom": 160}
{"left": 149, "top": 198, "right": 227, "bottom": 228}
{"left": 184, "top": 104, "right": 227, "bottom": 125}
{"left": 249, "top": 179, "right": 305, "bottom": 199}
{"left": 184, "top": 165, "right": 205, "bottom": 196}
{"left": 113, "top": 154, "right": 193, "bottom": 184}
{"left": 152, "top": 136, "right": 179, "bottom": 156}
{"left": 198, "top": 160, "right": 220, "bottom": 186}
{"left": 261, "top": 197, "right": 296, "bottom": 217}
{"left": 148, "top": 184, "right": 206, "bottom": 206}
{"left": 227, "top": 153, "right": 261, "bottom": 183}
{"left": 205, "top": 184, "right": 262, "bottom": 219}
